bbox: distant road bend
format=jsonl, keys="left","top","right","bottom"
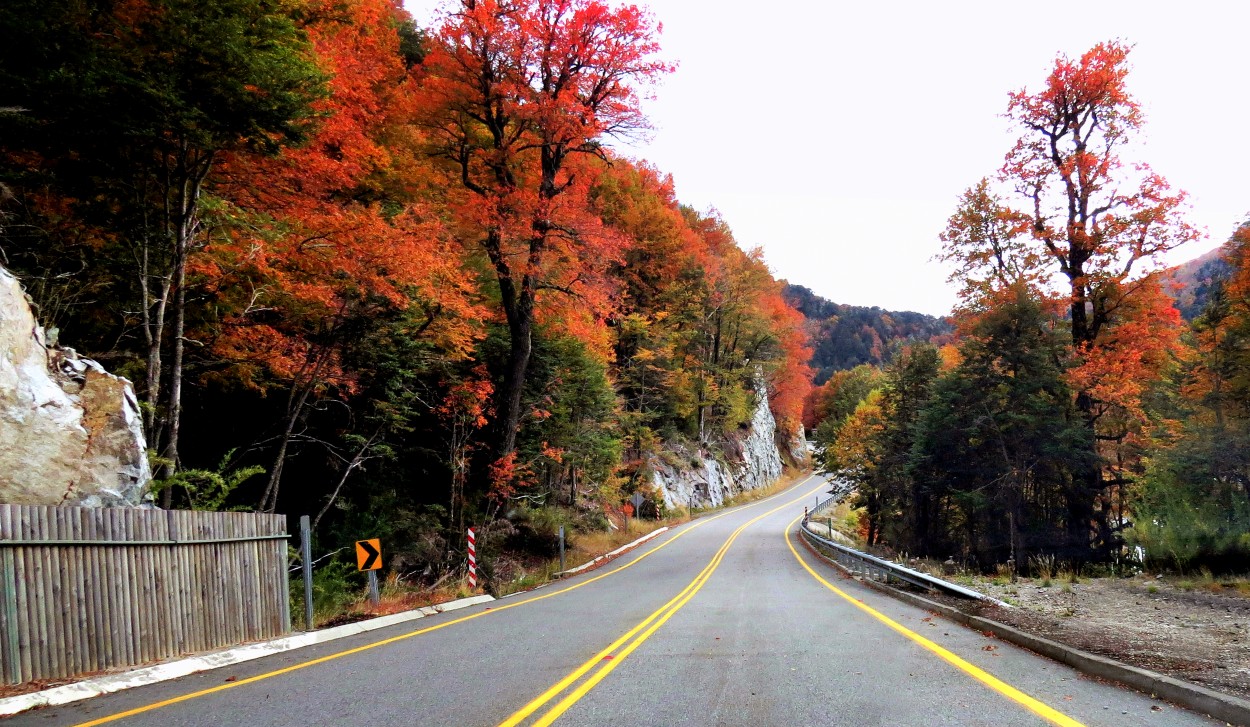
{"left": 15, "top": 475, "right": 1220, "bottom": 727}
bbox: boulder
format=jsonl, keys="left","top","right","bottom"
{"left": 0, "top": 265, "right": 151, "bottom": 506}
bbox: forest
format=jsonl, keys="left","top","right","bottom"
{"left": 783, "top": 283, "right": 952, "bottom": 385}
{"left": 0, "top": 0, "right": 811, "bottom": 597}
{"left": 2, "top": 0, "right": 1244, "bottom": 602}
{"left": 809, "top": 42, "right": 1250, "bottom": 575}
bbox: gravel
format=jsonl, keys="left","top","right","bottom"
{"left": 940, "top": 575, "right": 1250, "bottom": 700}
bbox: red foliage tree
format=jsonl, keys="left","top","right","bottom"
{"left": 203, "top": 0, "right": 484, "bottom": 511}
{"left": 415, "top": 0, "right": 671, "bottom": 462}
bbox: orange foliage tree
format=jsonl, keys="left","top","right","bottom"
{"left": 203, "top": 0, "right": 484, "bottom": 512}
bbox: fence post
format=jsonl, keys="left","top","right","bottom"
{"left": 300, "top": 515, "right": 314, "bottom": 631}
{"left": 558, "top": 526, "right": 566, "bottom": 572}
{"left": 1, "top": 548, "right": 19, "bottom": 684}
{"left": 279, "top": 516, "right": 292, "bottom": 634}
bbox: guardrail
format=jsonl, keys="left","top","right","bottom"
{"left": 801, "top": 498, "right": 1009, "bottom": 608}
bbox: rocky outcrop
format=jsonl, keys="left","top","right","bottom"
{"left": 0, "top": 266, "right": 151, "bottom": 506}
{"left": 782, "top": 422, "right": 810, "bottom": 468}
{"left": 649, "top": 377, "right": 786, "bottom": 510}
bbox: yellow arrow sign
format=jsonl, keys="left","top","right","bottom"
{"left": 355, "top": 538, "right": 382, "bottom": 571}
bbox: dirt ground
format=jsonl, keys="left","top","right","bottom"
{"left": 943, "top": 575, "right": 1250, "bottom": 701}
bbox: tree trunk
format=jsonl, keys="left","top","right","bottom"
{"left": 157, "top": 148, "right": 210, "bottom": 506}
{"left": 259, "top": 357, "right": 324, "bottom": 513}
{"left": 498, "top": 308, "right": 532, "bottom": 457}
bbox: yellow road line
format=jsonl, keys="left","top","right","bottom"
{"left": 72, "top": 476, "right": 820, "bottom": 727}
{"left": 784, "top": 514, "right": 1086, "bottom": 727}
{"left": 503, "top": 478, "right": 828, "bottom": 727}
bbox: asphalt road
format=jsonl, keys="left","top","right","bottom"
{"left": 10, "top": 475, "right": 1223, "bottom": 727}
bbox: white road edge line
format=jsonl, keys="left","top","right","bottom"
{"left": 0, "top": 594, "right": 495, "bottom": 717}
{"left": 553, "top": 526, "right": 670, "bottom": 578}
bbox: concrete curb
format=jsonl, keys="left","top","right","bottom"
{"left": 799, "top": 531, "right": 1250, "bottom": 726}
{"left": 0, "top": 594, "right": 495, "bottom": 717}
{"left": 553, "top": 526, "right": 670, "bottom": 578}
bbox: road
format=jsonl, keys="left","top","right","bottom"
{"left": 11, "top": 475, "right": 1221, "bottom": 726}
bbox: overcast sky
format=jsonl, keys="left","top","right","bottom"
{"left": 402, "top": 0, "right": 1249, "bottom": 316}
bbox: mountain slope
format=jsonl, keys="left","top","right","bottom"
{"left": 1164, "top": 245, "right": 1232, "bottom": 321}
{"left": 783, "top": 284, "right": 952, "bottom": 384}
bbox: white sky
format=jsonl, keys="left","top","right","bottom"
{"left": 403, "top": 0, "right": 1250, "bottom": 316}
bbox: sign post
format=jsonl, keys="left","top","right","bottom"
{"left": 355, "top": 538, "right": 382, "bottom": 607}
{"left": 300, "top": 516, "right": 314, "bottom": 631}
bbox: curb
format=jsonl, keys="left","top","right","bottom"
{"left": 799, "top": 531, "right": 1250, "bottom": 726}
{"left": 0, "top": 594, "right": 495, "bottom": 717}
{"left": 553, "top": 526, "right": 670, "bottom": 578}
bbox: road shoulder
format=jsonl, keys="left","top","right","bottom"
{"left": 799, "top": 531, "right": 1250, "bottom": 727}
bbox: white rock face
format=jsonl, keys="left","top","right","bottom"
{"left": 0, "top": 266, "right": 151, "bottom": 506}
{"left": 651, "top": 377, "right": 786, "bottom": 510}
{"left": 785, "top": 422, "right": 810, "bottom": 466}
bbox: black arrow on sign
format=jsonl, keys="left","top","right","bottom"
{"left": 358, "top": 540, "right": 380, "bottom": 570}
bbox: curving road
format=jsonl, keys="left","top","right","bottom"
{"left": 11, "top": 475, "right": 1221, "bottom": 727}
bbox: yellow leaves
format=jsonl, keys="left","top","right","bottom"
{"left": 830, "top": 389, "right": 887, "bottom": 482}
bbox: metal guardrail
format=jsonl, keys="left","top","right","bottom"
{"left": 801, "top": 498, "right": 1010, "bottom": 608}
{"left": 808, "top": 495, "right": 840, "bottom": 518}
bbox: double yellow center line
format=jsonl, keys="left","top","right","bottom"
{"left": 72, "top": 477, "right": 818, "bottom": 727}
{"left": 498, "top": 478, "right": 827, "bottom": 726}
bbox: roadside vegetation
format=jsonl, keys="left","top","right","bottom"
{"left": 807, "top": 42, "right": 1250, "bottom": 579}
{"left": 298, "top": 468, "right": 807, "bottom": 627}
{"left": 0, "top": 0, "right": 812, "bottom": 603}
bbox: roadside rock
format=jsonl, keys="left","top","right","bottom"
{"left": 0, "top": 265, "right": 151, "bottom": 506}
{"left": 650, "top": 376, "right": 785, "bottom": 509}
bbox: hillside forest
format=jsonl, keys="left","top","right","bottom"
{"left": 809, "top": 42, "right": 1250, "bottom": 575}
{"left": 1, "top": 0, "right": 1244, "bottom": 592}
{"left": 0, "top": 0, "right": 812, "bottom": 592}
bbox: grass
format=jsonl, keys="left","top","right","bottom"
{"left": 1136, "top": 571, "right": 1250, "bottom": 597}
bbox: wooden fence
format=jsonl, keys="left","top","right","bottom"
{"left": 0, "top": 505, "right": 291, "bottom": 684}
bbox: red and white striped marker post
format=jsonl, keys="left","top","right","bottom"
{"left": 467, "top": 527, "right": 477, "bottom": 590}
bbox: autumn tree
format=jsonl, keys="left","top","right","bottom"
{"left": 942, "top": 41, "right": 1196, "bottom": 557}
{"left": 807, "top": 363, "right": 884, "bottom": 438}
{"left": 201, "top": 0, "right": 486, "bottom": 513}
{"left": 823, "top": 389, "right": 887, "bottom": 543}
{"left": 416, "top": 0, "right": 670, "bottom": 463}
{"left": 1130, "top": 221, "right": 1250, "bottom": 570}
